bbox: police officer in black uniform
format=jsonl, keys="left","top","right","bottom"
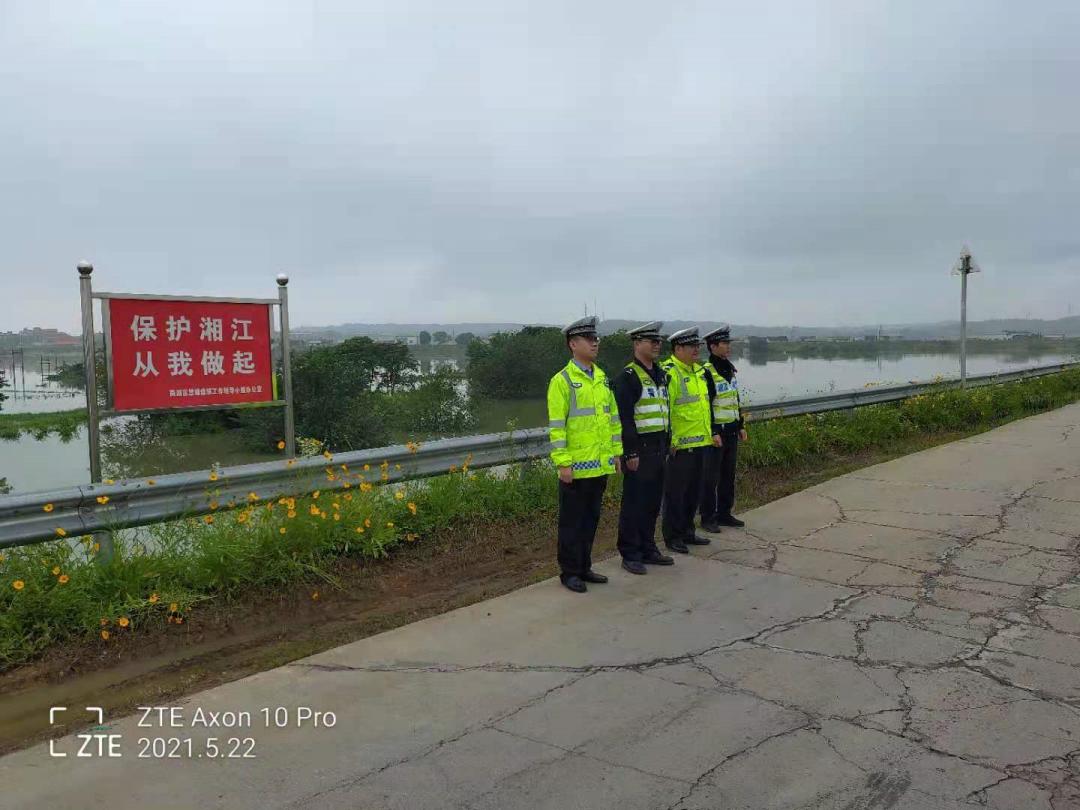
{"left": 699, "top": 324, "right": 748, "bottom": 531}
{"left": 613, "top": 322, "right": 676, "bottom": 575}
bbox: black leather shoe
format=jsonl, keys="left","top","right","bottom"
{"left": 581, "top": 570, "right": 609, "bottom": 584}
{"left": 700, "top": 522, "right": 724, "bottom": 533}
{"left": 622, "top": 560, "right": 647, "bottom": 575}
{"left": 666, "top": 541, "right": 690, "bottom": 554}
{"left": 686, "top": 534, "right": 712, "bottom": 545}
{"left": 561, "top": 575, "right": 587, "bottom": 593}
{"left": 642, "top": 552, "right": 675, "bottom": 566}
{"left": 718, "top": 515, "right": 746, "bottom": 527}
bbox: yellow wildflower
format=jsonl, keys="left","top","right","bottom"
{"left": 169, "top": 602, "right": 178, "bottom": 612}
{"left": 277, "top": 440, "right": 286, "bottom": 450}
{"left": 52, "top": 566, "right": 60, "bottom": 575}
{"left": 355, "top": 526, "right": 365, "bottom": 534}
{"left": 100, "top": 630, "right": 110, "bottom": 640}
{"left": 58, "top": 574, "right": 70, "bottom": 584}
{"left": 105, "top": 479, "right": 115, "bottom": 485}
{"left": 55, "top": 527, "right": 67, "bottom": 537}
{"left": 204, "top": 515, "right": 214, "bottom": 525}
{"left": 386, "top": 521, "right": 394, "bottom": 528}
{"left": 311, "top": 590, "right": 320, "bottom": 601}
{"left": 344, "top": 494, "right": 353, "bottom": 501}
{"left": 209, "top": 501, "right": 219, "bottom": 510}
{"left": 312, "top": 490, "right": 320, "bottom": 499}
{"left": 149, "top": 593, "right": 159, "bottom": 604}
{"left": 287, "top": 510, "right": 297, "bottom": 519}
{"left": 279, "top": 527, "right": 287, "bottom": 534}
{"left": 364, "top": 464, "right": 370, "bottom": 471}
{"left": 12, "top": 580, "right": 25, "bottom": 591}
{"left": 395, "top": 491, "right": 405, "bottom": 501}
{"left": 247, "top": 492, "right": 259, "bottom": 501}
{"left": 96, "top": 495, "right": 109, "bottom": 505}
{"left": 43, "top": 503, "right": 54, "bottom": 513}
{"left": 147, "top": 479, "right": 156, "bottom": 486}
{"left": 407, "top": 502, "right": 417, "bottom": 515}
{"left": 209, "top": 471, "right": 219, "bottom": 482}
{"left": 118, "top": 617, "right": 130, "bottom": 628}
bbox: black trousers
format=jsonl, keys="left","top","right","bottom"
{"left": 700, "top": 431, "right": 740, "bottom": 524}
{"left": 616, "top": 440, "right": 666, "bottom": 562}
{"left": 557, "top": 475, "right": 608, "bottom": 580}
{"left": 662, "top": 447, "right": 705, "bottom": 545}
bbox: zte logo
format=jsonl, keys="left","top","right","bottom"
{"left": 49, "top": 707, "right": 123, "bottom": 758}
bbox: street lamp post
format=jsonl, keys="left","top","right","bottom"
{"left": 952, "top": 246, "right": 981, "bottom": 387}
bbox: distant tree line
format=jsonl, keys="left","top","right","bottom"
{"left": 419, "top": 330, "right": 477, "bottom": 347}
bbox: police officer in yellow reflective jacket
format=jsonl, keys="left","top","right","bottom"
{"left": 613, "top": 322, "right": 676, "bottom": 575}
{"left": 548, "top": 316, "right": 623, "bottom": 593}
{"left": 661, "top": 327, "right": 722, "bottom": 554}
{"left": 699, "top": 324, "right": 749, "bottom": 531}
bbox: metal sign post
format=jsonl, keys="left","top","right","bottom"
{"left": 77, "top": 262, "right": 112, "bottom": 562}
{"left": 77, "top": 262, "right": 102, "bottom": 481}
{"left": 277, "top": 273, "right": 296, "bottom": 457}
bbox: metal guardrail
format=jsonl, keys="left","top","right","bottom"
{"left": 1, "top": 361, "right": 1077, "bottom": 550}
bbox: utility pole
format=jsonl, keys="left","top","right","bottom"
{"left": 952, "top": 246, "right": 981, "bottom": 387}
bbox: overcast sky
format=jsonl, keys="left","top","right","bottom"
{"left": 2, "top": 1, "right": 1077, "bottom": 332}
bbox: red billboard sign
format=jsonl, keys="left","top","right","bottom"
{"left": 105, "top": 297, "right": 275, "bottom": 412}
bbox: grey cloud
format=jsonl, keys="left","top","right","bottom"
{"left": 0, "top": 0, "right": 1077, "bottom": 331}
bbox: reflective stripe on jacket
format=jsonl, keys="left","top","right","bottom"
{"left": 626, "top": 362, "right": 669, "bottom": 434}
{"left": 662, "top": 356, "right": 712, "bottom": 450}
{"left": 703, "top": 364, "right": 740, "bottom": 425}
{"left": 547, "top": 360, "right": 623, "bottom": 479}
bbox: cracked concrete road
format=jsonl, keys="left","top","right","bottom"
{"left": 3, "top": 405, "right": 1080, "bottom": 809}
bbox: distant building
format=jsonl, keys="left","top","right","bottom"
{"left": 395, "top": 335, "right": 419, "bottom": 346}
{"left": 8, "top": 327, "right": 81, "bottom": 347}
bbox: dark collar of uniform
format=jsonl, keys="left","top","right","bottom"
{"left": 710, "top": 355, "right": 736, "bottom": 376}
{"left": 633, "top": 357, "right": 665, "bottom": 385}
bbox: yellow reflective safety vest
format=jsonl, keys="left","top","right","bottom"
{"left": 703, "top": 363, "right": 740, "bottom": 425}
{"left": 661, "top": 355, "right": 712, "bottom": 450}
{"left": 547, "top": 360, "right": 624, "bottom": 479}
{"left": 626, "top": 362, "right": 669, "bottom": 435}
